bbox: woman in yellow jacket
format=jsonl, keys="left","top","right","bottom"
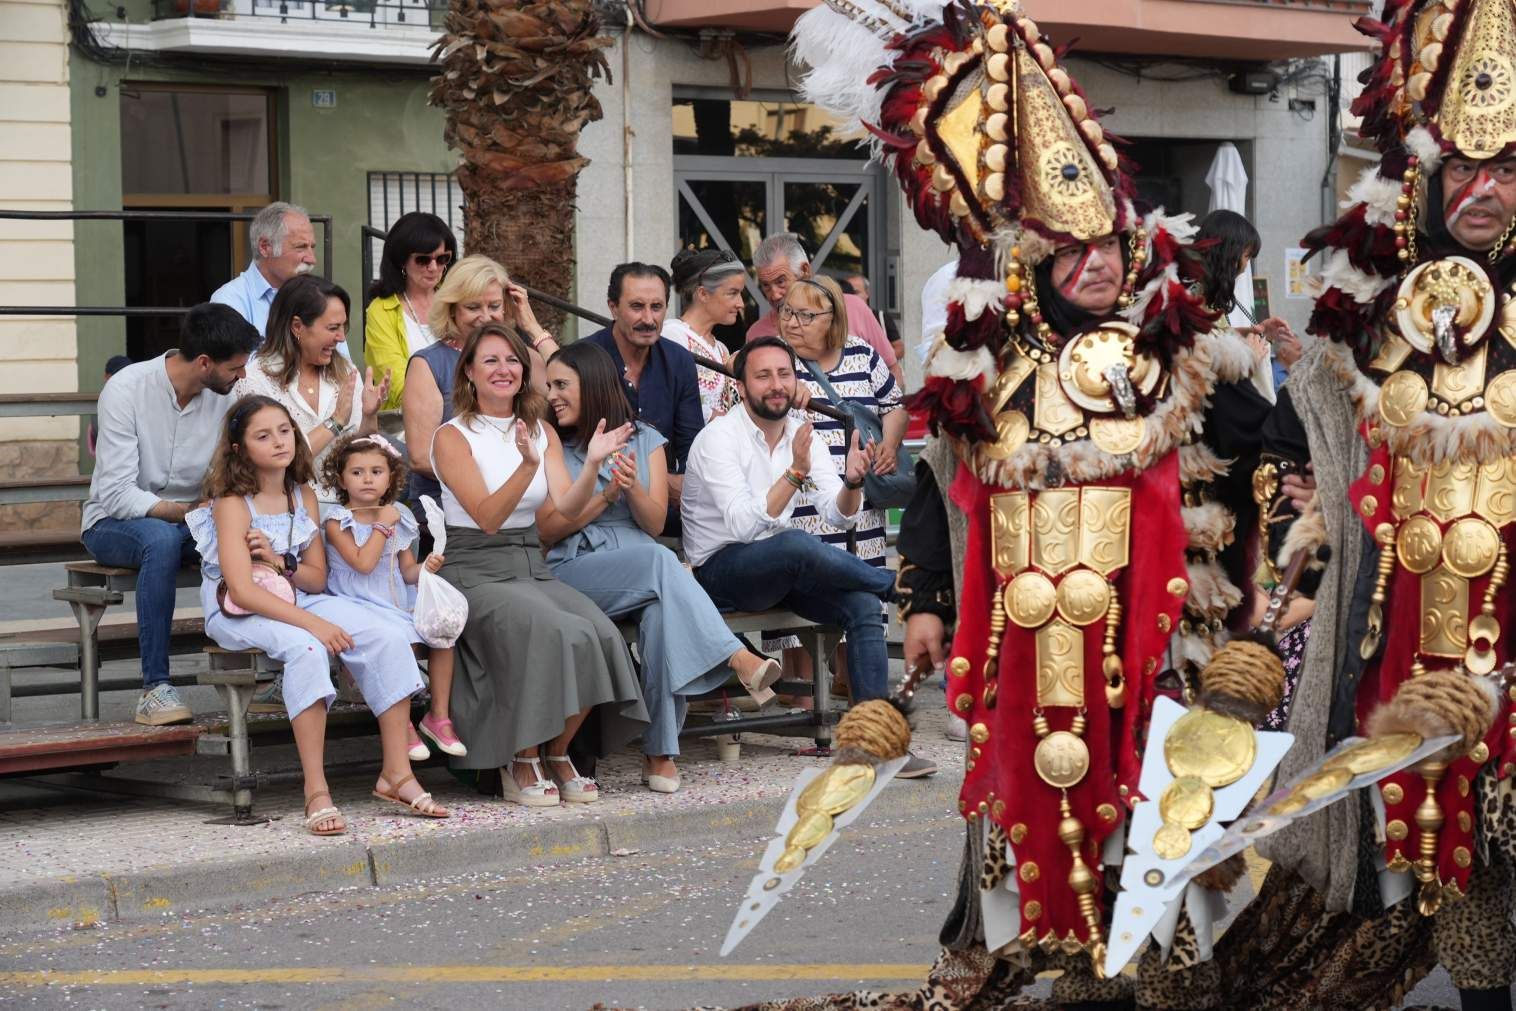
{"left": 364, "top": 212, "right": 458, "bottom": 410}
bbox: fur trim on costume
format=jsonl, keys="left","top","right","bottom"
{"left": 1182, "top": 501, "right": 1236, "bottom": 555}
{"left": 1208, "top": 327, "right": 1258, "bottom": 384}
{"left": 1276, "top": 495, "right": 1327, "bottom": 574}
{"left": 1366, "top": 670, "right": 1497, "bottom": 753}
{"left": 1186, "top": 559, "right": 1244, "bottom": 618}
{"left": 1322, "top": 341, "right": 1516, "bottom": 465}
{"left": 1179, "top": 443, "right": 1229, "bottom": 485}
{"left": 927, "top": 343, "right": 996, "bottom": 384}
{"left": 1405, "top": 126, "right": 1445, "bottom": 171}
{"left": 947, "top": 279, "right": 1010, "bottom": 322}
{"left": 1177, "top": 629, "right": 1218, "bottom": 671}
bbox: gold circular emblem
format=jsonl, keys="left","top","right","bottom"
{"left": 954, "top": 692, "right": 974, "bottom": 714}
{"left": 1033, "top": 730, "right": 1091, "bottom": 788}
{"left": 1057, "top": 323, "right": 1160, "bottom": 414}
{"left": 1056, "top": 569, "right": 1111, "bottom": 626}
{"left": 1152, "top": 822, "right": 1193, "bottom": 861}
{"left": 1158, "top": 775, "right": 1215, "bottom": 830}
{"left": 1004, "top": 571, "right": 1058, "bottom": 628}
{"left": 796, "top": 764, "right": 876, "bottom": 816}
{"left": 982, "top": 410, "right": 1031, "bottom": 461}
{"left": 786, "top": 810, "right": 834, "bottom": 851}
{"left": 1089, "top": 416, "right": 1145, "bottom": 455}
{"left": 950, "top": 657, "right": 971, "bottom": 677}
{"left": 1471, "top": 612, "right": 1502, "bottom": 649}
{"left": 1396, "top": 515, "right": 1445, "bottom": 574}
{"left": 1295, "top": 767, "right": 1354, "bottom": 802}
{"left": 1387, "top": 819, "right": 1409, "bottom": 841}
{"left": 969, "top": 722, "right": 990, "bottom": 744}
{"left": 1468, "top": 644, "right": 1499, "bottom": 676}
{"left": 1487, "top": 370, "right": 1516, "bottom": 427}
{"left": 1167, "top": 578, "right": 1190, "bottom": 598}
{"left": 1164, "top": 709, "right": 1258, "bottom": 788}
{"left": 1323, "top": 732, "right": 1423, "bottom": 776}
{"left": 1379, "top": 370, "right": 1431, "bottom": 427}
{"left": 1443, "top": 516, "right": 1501, "bottom": 578}
{"left": 1394, "top": 256, "right": 1496, "bottom": 355}
{"left": 1383, "top": 782, "right": 1405, "bottom": 805}
{"left": 774, "top": 845, "right": 807, "bottom": 874}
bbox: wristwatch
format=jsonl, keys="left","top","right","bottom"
{"left": 325, "top": 417, "right": 347, "bottom": 436}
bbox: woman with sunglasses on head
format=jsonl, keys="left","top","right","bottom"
{"left": 364, "top": 212, "right": 458, "bottom": 411}
{"left": 664, "top": 248, "right": 745, "bottom": 421}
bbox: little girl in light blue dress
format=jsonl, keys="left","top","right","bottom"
{"left": 321, "top": 433, "right": 467, "bottom": 759}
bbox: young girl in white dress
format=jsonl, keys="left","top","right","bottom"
{"left": 321, "top": 433, "right": 467, "bottom": 759}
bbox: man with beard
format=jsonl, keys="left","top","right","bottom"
{"left": 81, "top": 302, "right": 261, "bottom": 725}
{"left": 1234, "top": 3, "right": 1516, "bottom": 1007}
{"left": 211, "top": 202, "right": 337, "bottom": 353}
{"left": 680, "top": 336, "right": 899, "bottom": 710}
{"left": 584, "top": 262, "right": 704, "bottom": 532}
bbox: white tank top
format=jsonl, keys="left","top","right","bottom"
{"left": 437, "top": 414, "right": 550, "bottom": 530}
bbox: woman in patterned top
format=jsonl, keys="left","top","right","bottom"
{"left": 768, "top": 275, "right": 904, "bottom": 694}
{"left": 662, "top": 248, "right": 744, "bottom": 421}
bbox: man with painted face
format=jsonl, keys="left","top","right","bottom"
{"left": 777, "top": 3, "right": 1277, "bottom": 1007}
{"left": 1237, "top": 4, "right": 1516, "bottom": 1008}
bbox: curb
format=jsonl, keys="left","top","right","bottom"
{"left": 0, "top": 773, "right": 958, "bottom": 935}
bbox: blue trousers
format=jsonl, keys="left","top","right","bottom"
{"left": 695, "top": 529, "right": 895, "bottom": 702}
{"left": 81, "top": 517, "right": 198, "bottom": 688}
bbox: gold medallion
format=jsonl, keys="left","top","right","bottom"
{"left": 1152, "top": 822, "right": 1193, "bottom": 861}
{"left": 1164, "top": 709, "right": 1258, "bottom": 788}
{"left": 1158, "top": 775, "right": 1215, "bottom": 830}
{"left": 1322, "top": 733, "right": 1423, "bottom": 776}
{"left": 1393, "top": 257, "right": 1496, "bottom": 355}
{"left": 1033, "top": 730, "right": 1091, "bottom": 788}
{"left": 1089, "top": 416, "right": 1145, "bottom": 455}
{"left": 1442, "top": 516, "right": 1501, "bottom": 578}
{"left": 982, "top": 410, "right": 1031, "bottom": 461}
{"left": 1057, "top": 323, "right": 1160, "bottom": 414}
{"left": 774, "top": 845, "right": 808, "bottom": 873}
{"left": 796, "top": 764, "right": 876, "bottom": 816}
{"left": 1378, "top": 370, "right": 1430, "bottom": 428}
{"left": 1488, "top": 371, "right": 1516, "bottom": 427}
{"left": 1295, "top": 767, "right": 1354, "bottom": 802}
{"left": 1005, "top": 570, "right": 1058, "bottom": 628}
{"left": 1396, "top": 514, "right": 1444, "bottom": 574}
{"left": 785, "top": 810, "right": 834, "bottom": 851}
{"left": 1269, "top": 792, "right": 1310, "bottom": 816}
{"left": 1055, "top": 569, "right": 1112, "bottom": 627}
{"left": 1470, "top": 612, "right": 1502, "bottom": 650}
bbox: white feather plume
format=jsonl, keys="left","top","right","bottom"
{"left": 1405, "top": 126, "right": 1444, "bottom": 170}
{"left": 1346, "top": 166, "right": 1404, "bottom": 226}
{"left": 1318, "top": 248, "right": 1395, "bottom": 304}
{"left": 927, "top": 343, "right": 996, "bottom": 383}
{"left": 946, "top": 279, "right": 1008, "bottom": 321}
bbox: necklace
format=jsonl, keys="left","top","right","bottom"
{"left": 402, "top": 292, "right": 434, "bottom": 336}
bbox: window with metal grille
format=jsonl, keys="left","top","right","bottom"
{"left": 366, "top": 171, "right": 465, "bottom": 277}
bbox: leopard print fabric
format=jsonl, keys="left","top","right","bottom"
{"left": 979, "top": 824, "right": 1009, "bottom": 893}
{"left": 1432, "top": 849, "right": 1516, "bottom": 991}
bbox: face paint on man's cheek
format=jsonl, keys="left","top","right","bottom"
{"left": 1446, "top": 170, "right": 1498, "bottom": 230}
{"left": 1057, "top": 245, "right": 1096, "bottom": 297}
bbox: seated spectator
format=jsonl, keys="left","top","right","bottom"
{"left": 843, "top": 273, "right": 903, "bottom": 364}
{"left": 431, "top": 322, "right": 648, "bottom": 807}
{"left": 212, "top": 202, "right": 349, "bottom": 357}
{"left": 234, "top": 275, "right": 387, "bottom": 507}
{"left": 746, "top": 233, "right": 904, "bottom": 388}
{"left": 537, "top": 342, "right": 781, "bottom": 793}
{"left": 663, "top": 248, "right": 744, "bottom": 422}
{"left": 364, "top": 212, "right": 459, "bottom": 410}
{"left": 681, "top": 336, "right": 936, "bottom": 778}
{"left": 88, "top": 354, "right": 134, "bottom": 457}
{"left": 81, "top": 303, "right": 261, "bottom": 725}
{"left": 402, "top": 255, "right": 557, "bottom": 544}
{"left": 187, "top": 395, "right": 444, "bottom": 835}
{"left": 583, "top": 262, "right": 704, "bottom": 531}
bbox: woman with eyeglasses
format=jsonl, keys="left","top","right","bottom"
{"left": 365, "top": 212, "right": 459, "bottom": 411}
{"left": 663, "top": 248, "right": 744, "bottom": 421}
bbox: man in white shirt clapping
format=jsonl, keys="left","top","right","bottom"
{"left": 682, "top": 336, "right": 936, "bottom": 778}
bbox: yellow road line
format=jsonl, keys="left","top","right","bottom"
{"left": 0, "top": 964, "right": 933, "bottom": 987}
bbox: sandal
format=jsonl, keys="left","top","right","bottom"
{"left": 735, "top": 656, "right": 782, "bottom": 707}
{"left": 544, "top": 754, "right": 599, "bottom": 804}
{"left": 303, "top": 790, "right": 347, "bottom": 836}
{"left": 406, "top": 723, "right": 431, "bottom": 762}
{"left": 372, "top": 773, "right": 450, "bottom": 819}
{"left": 418, "top": 713, "right": 468, "bottom": 757}
{"left": 502, "top": 757, "right": 560, "bottom": 808}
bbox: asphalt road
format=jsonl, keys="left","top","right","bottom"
{"left": 0, "top": 808, "right": 1483, "bottom": 1011}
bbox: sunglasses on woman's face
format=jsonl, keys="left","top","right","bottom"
{"left": 410, "top": 252, "right": 453, "bottom": 268}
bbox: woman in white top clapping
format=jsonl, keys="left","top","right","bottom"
{"left": 430, "top": 322, "right": 648, "bottom": 808}
{"left": 662, "top": 248, "right": 744, "bottom": 421}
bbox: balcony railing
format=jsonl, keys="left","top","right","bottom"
{"left": 153, "top": 0, "right": 445, "bottom": 29}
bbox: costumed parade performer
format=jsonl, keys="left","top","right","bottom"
{"left": 1223, "top": 1, "right": 1516, "bottom": 1008}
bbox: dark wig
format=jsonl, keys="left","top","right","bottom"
{"left": 1194, "top": 209, "right": 1261, "bottom": 314}
{"left": 546, "top": 341, "right": 637, "bottom": 452}
{"left": 369, "top": 212, "right": 458, "bottom": 303}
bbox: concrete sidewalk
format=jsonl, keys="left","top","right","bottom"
{"left": 0, "top": 664, "right": 963, "bottom": 937}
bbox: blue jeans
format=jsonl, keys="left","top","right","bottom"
{"left": 695, "top": 528, "right": 895, "bottom": 702}
{"left": 80, "top": 517, "right": 198, "bottom": 688}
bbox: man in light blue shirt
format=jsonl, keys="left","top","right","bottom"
{"left": 211, "top": 202, "right": 350, "bottom": 358}
{"left": 81, "top": 303, "right": 261, "bottom": 725}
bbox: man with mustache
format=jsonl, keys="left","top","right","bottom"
{"left": 583, "top": 262, "right": 704, "bottom": 532}
{"left": 80, "top": 303, "right": 261, "bottom": 725}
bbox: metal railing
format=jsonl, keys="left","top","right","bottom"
{"left": 153, "top": 0, "right": 445, "bottom": 28}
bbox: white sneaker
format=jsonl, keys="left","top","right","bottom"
{"left": 135, "top": 683, "right": 192, "bottom": 726}
{"left": 946, "top": 713, "right": 969, "bottom": 742}
{"left": 249, "top": 674, "right": 285, "bottom": 714}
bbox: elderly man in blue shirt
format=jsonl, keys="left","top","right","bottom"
{"left": 211, "top": 202, "right": 351, "bottom": 359}
{"left": 582, "top": 262, "right": 705, "bottom": 533}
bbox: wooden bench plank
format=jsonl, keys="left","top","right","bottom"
{"left": 0, "top": 720, "right": 203, "bottom": 774}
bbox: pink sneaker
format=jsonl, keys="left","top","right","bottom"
{"left": 419, "top": 713, "right": 468, "bottom": 757}
{"left": 406, "top": 723, "right": 430, "bottom": 762}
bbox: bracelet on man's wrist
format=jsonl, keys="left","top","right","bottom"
{"left": 325, "top": 418, "right": 347, "bottom": 436}
{"left": 784, "top": 469, "right": 806, "bottom": 490}
{"left": 843, "top": 475, "right": 866, "bottom": 491}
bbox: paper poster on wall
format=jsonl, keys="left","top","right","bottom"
{"left": 1285, "top": 248, "right": 1317, "bottom": 301}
